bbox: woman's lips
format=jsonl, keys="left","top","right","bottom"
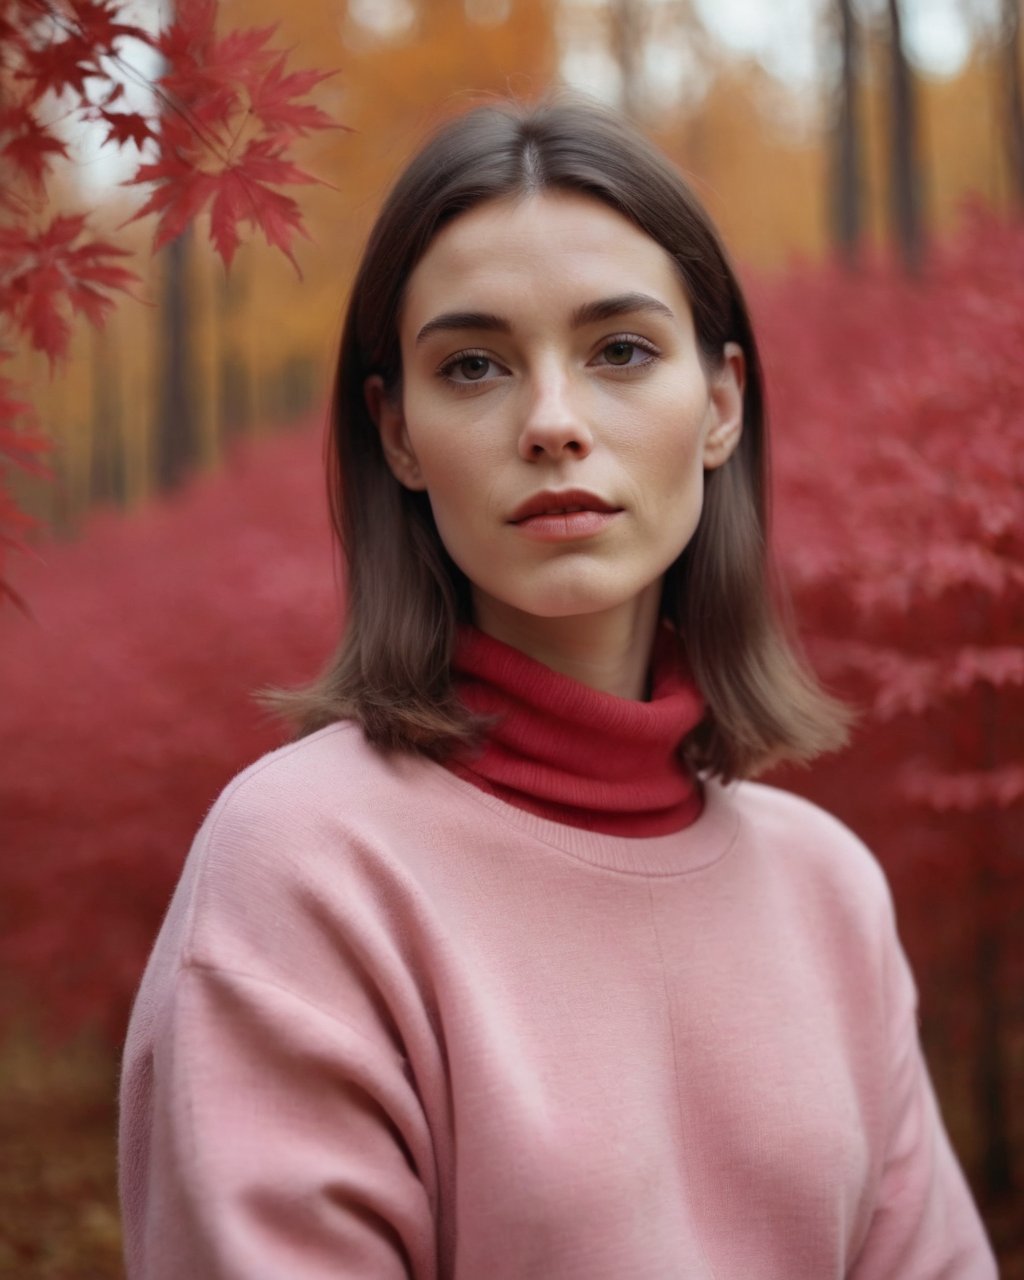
{"left": 508, "top": 490, "right": 623, "bottom": 541}
{"left": 511, "top": 509, "right": 621, "bottom": 541}
{"left": 510, "top": 489, "right": 619, "bottom": 520}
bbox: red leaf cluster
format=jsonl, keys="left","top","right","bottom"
{"left": 759, "top": 208, "right": 1024, "bottom": 817}
{"left": 9, "top": 0, "right": 148, "bottom": 99}
{"left": 0, "top": 422, "right": 337, "bottom": 1035}
{"left": 756, "top": 215, "right": 1024, "bottom": 1104}
{"left": 2, "top": 0, "right": 150, "bottom": 197}
{"left": 0, "top": 355, "right": 51, "bottom": 607}
{"left": 0, "top": 0, "right": 340, "bottom": 603}
{"left": 0, "top": 213, "right": 139, "bottom": 363}
{"left": 124, "top": 0, "right": 338, "bottom": 269}
{"left": 0, "top": 99, "right": 70, "bottom": 193}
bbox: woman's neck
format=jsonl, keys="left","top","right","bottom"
{"left": 471, "top": 584, "right": 662, "bottom": 701}
{"left": 449, "top": 620, "right": 706, "bottom": 836}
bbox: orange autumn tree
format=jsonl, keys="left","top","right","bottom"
{"left": 0, "top": 0, "right": 339, "bottom": 606}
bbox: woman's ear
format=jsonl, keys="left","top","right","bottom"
{"left": 702, "top": 342, "right": 745, "bottom": 471}
{"left": 364, "top": 374, "right": 427, "bottom": 491}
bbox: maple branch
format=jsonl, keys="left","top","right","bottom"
{"left": 223, "top": 100, "right": 253, "bottom": 157}
{"left": 28, "top": 0, "right": 240, "bottom": 174}
{"left": 0, "top": 0, "right": 340, "bottom": 606}
{"left": 106, "top": 54, "right": 231, "bottom": 164}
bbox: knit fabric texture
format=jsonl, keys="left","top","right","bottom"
{"left": 449, "top": 623, "right": 705, "bottom": 835}
{"left": 118, "top": 722, "right": 997, "bottom": 1279}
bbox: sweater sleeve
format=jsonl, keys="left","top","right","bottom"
{"left": 848, "top": 924, "right": 997, "bottom": 1279}
{"left": 121, "top": 960, "right": 438, "bottom": 1280}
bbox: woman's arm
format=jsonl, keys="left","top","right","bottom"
{"left": 848, "top": 930, "right": 997, "bottom": 1279}
{"left": 120, "top": 960, "right": 438, "bottom": 1279}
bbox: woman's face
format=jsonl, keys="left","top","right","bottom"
{"left": 370, "top": 192, "right": 744, "bottom": 642}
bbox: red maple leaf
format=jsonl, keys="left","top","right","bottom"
{"left": 98, "top": 109, "right": 154, "bottom": 150}
{"left": 244, "top": 185, "right": 310, "bottom": 266}
{"left": 0, "top": 214, "right": 140, "bottom": 363}
{"left": 124, "top": 139, "right": 218, "bottom": 251}
{"left": 126, "top": 0, "right": 337, "bottom": 262}
{"left": 155, "top": 0, "right": 216, "bottom": 67}
{"left": 69, "top": 0, "right": 151, "bottom": 53}
{"left": 221, "top": 134, "right": 321, "bottom": 188}
{"left": 126, "top": 135, "right": 315, "bottom": 269}
{"left": 205, "top": 23, "right": 280, "bottom": 87}
{"left": 17, "top": 34, "right": 97, "bottom": 101}
{"left": 0, "top": 101, "right": 70, "bottom": 191}
{"left": 126, "top": 33, "right": 333, "bottom": 270}
{"left": 156, "top": 2, "right": 277, "bottom": 113}
{"left": 247, "top": 56, "right": 340, "bottom": 138}
{"left": 207, "top": 162, "right": 311, "bottom": 270}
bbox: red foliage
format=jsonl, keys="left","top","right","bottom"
{"left": 754, "top": 216, "right": 1024, "bottom": 1197}
{"left": 0, "top": 213, "right": 139, "bottom": 363}
{"left": 97, "top": 105, "right": 153, "bottom": 151}
{"left": 124, "top": 0, "right": 339, "bottom": 269}
{"left": 759, "top": 207, "right": 1024, "bottom": 819}
{"left": 0, "top": 99, "right": 71, "bottom": 190}
{"left": 0, "top": 0, "right": 339, "bottom": 602}
{"left": 0, "top": 422, "right": 337, "bottom": 1036}
{"left": 0, "top": 356, "right": 51, "bottom": 611}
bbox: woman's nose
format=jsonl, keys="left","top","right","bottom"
{"left": 517, "top": 370, "right": 595, "bottom": 461}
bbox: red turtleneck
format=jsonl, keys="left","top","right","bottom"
{"left": 447, "top": 624, "right": 706, "bottom": 836}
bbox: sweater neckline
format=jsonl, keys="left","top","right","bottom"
{"left": 446, "top": 624, "right": 707, "bottom": 838}
{"left": 427, "top": 753, "right": 742, "bottom": 877}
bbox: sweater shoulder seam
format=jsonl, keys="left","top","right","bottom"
{"left": 175, "top": 957, "right": 408, "bottom": 1065}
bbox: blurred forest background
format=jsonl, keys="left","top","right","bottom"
{"left": 1, "top": 0, "right": 1022, "bottom": 1275}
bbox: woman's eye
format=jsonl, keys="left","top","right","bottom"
{"left": 605, "top": 342, "right": 635, "bottom": 365}
{"left": 440, "top": 352, "right": 502, "bottom": 384}
{"left": 456, "top": 355, "right": 491, "bottom": 380}
{"left": 596, "top": 338, "right": 656, "bottom": 369}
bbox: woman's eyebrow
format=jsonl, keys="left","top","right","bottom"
{"left": 571, "top": 293, "right": 676, "bottom": 327}
{"left": 415, "top": 311, "right": 510, "bottom": 344}
{"left": 414, "top": 292, "right": 675, "bottom": 346}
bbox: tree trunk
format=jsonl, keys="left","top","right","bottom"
{"left": 89, "top": 325, "right": 125, "bottom": 505}
{"left": 972, "top": 683, "right": 1015, "bottom": 1200}
{"left": 973, "top": 853, "right": 1014, "bottom": 1198}
{"left": 152, "top": 0, "right": 198, "bottom": 493}
{"left": 885, "top": 0, "right": 925, "bottom": 272}
{"left": 609, "top": 0, "right": 644, "bottom": 122}
{"left": 1001, "top": 0, "right": 1024, "bottom": 208}
{"left": 155, "top": 230, "right": 198, "bottom": 492}
{"left": 832, "top": 0, "right": 862, "bottom": 265}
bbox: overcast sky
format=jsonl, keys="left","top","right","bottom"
{"left": 691, "top": 0, "right": 1000, "bottom": 83}
{"left": 72, "top": 0, "right": 1003, "bottom": 196}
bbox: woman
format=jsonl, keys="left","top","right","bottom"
{"left": 119, "top": 99, "right": 996, "bottom": 1278}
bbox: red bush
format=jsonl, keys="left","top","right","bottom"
{"left": 758, "top": 207, "right": 1023, "bottom": 889}
{"left": 0, "top": 423, "right": 336, "bottom": 1036}
{"left": 757, "top": 210, "right": 1024, "bottom": 1198}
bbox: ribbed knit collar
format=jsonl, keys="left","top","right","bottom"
{"left": 447, "top": 624, "right": 706, "bottom": 837}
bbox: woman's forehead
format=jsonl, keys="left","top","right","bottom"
{"left": 401, "top": 192, "right": 690, "bottom": 336}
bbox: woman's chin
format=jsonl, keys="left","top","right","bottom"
{"left": 474, "top": 576, "right": 662, "bottom": 630}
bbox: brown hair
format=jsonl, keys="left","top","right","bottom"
{"left": 274, "top": 96, "right": 849, "bottom": 779}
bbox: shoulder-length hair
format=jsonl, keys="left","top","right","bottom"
{"left": 273, "top": 96, "right": 849, "bottom": 780}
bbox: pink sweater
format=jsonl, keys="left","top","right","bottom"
{"left": 119, "top": 721, "right": 996, "bottom": 1278}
